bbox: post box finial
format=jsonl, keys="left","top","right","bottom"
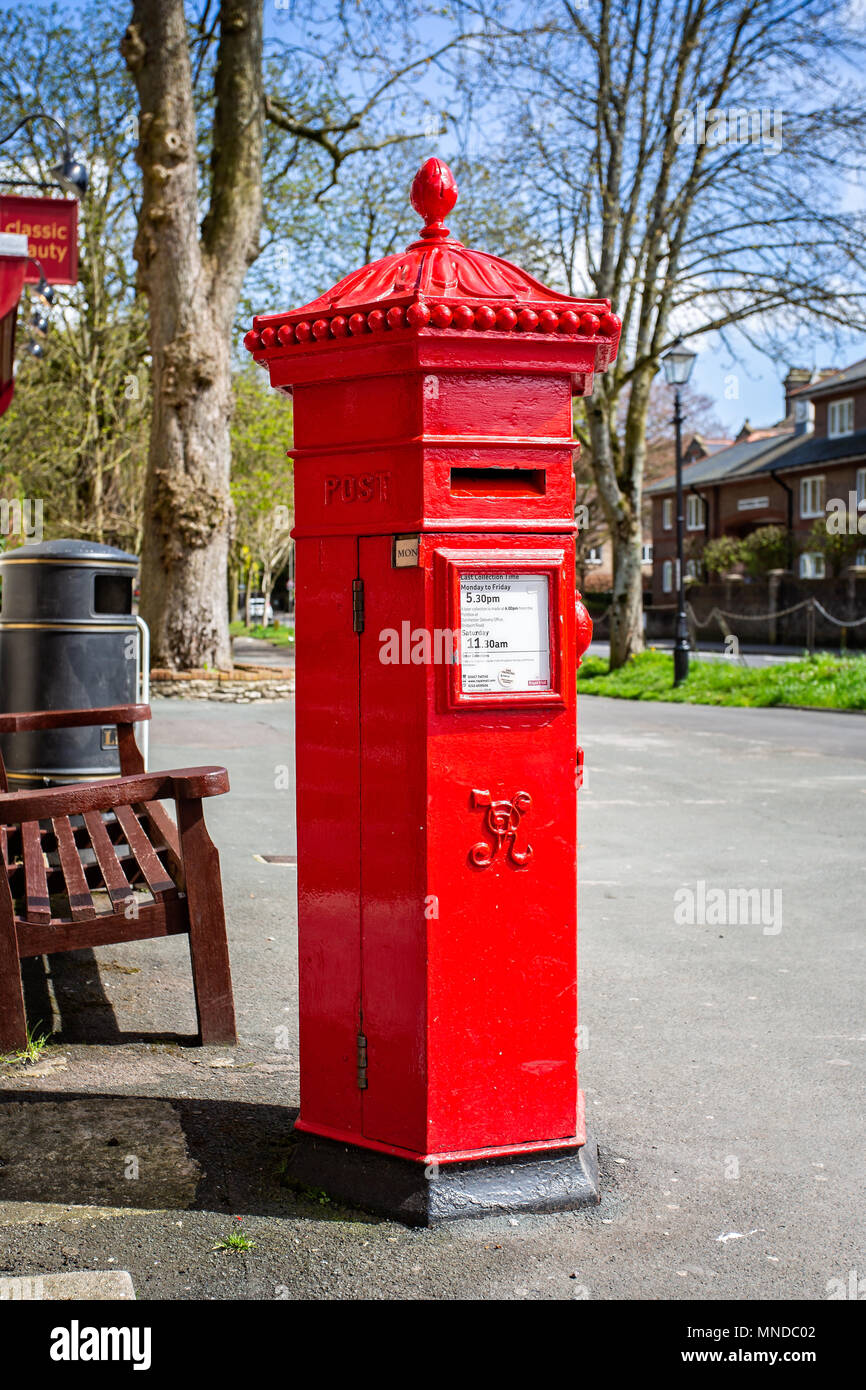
{"left": 410, "top": 157, "right": 458, "bottom": 241}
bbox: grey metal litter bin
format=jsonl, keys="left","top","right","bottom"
{"left": 0, "top": 539, "right": 149, "bottom": 787}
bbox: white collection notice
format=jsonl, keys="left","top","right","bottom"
{"left": 459, "top": 572, "right": 551, "bottom": 693}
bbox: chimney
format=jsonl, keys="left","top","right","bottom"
{"left": 783, "top": 367, "right": 812, "bottom": 420}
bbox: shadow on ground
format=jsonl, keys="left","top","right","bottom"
{"left": 20, "top": 950, "right": 196, "bottom": 1047}
{"left": 0, "top": 1090, "right": 376, "bottom": 1222}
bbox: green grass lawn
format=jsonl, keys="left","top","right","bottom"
{"left": 577, "top": 649, "right": 866, "bottom": 710}
{"left": 230, "top": 621, "right": 294, "bottom": 647}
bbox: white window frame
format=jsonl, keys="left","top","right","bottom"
{"left": 662, "top": 498, "right": 673, "bottom": 530}
{"left": 800, "top": 474, "right": 825, "bottom": 519}
{"left": 662, "top": 559, "right": 673, "bottom": 593}
{"left": 856, "top": 467, "right": 866, "bottom": 506}
{"left": 641, "top": 543, "right": 653, "bottom": 564}
{"left": 586, "top": 546, "right": 603, "bottom": 566}
{"left": 799, "top": 551, "right": 826, "bottom": 580}
{"left": 828, "top": 397, "right": 854, "bottom": 439}
{"left": 686, "top": 494, "right": 705, "bottom": 530}
{"left": 685, "top": 558, "right": 698, "bottom": 580}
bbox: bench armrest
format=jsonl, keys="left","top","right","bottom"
{"left": 0, "top": 765, "right": 229, "bottom": 825}
{"left": 0, "top": 704, "right": 152, "bottom": 735}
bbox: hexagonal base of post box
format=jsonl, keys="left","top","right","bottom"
{"left": 285, "top": 1128, "right": 600, "bottom": 1226}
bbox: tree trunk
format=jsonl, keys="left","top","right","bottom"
{"left": 587, "top": 383, "right": 646, "bottom": 669}
{"left": 228, "top": 555, "right": 239, "bottom": 625}
{"left": 260, "top": 564, "right": 274, "bottom": 624}
{"left": 608, "top": 509, "right": 645, "bottom": 669}
{"left": 244, "top": 561, "right": 254, "bottom": 627}
{"left": 122, "top": 0, "right": 263, "bottom": 670}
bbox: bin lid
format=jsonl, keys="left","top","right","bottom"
{"left": 246, "top": 156, "right": 621, "bottom": 364}
{"left": 0, "top": 538, "right": 138, "bottom": 567}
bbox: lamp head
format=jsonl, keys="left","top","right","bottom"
{"left": 33, "top": 274, "right": 55, "bottom": 306}
{"left": 51, "top": 149, "right": 88, "bottom": 198}
{"left": 661, "top": 336, "right": 697, "bottom": 387}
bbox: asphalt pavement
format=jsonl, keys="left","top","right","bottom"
{"left": 0, "top": 696, "right": 862, "bottom": 1300}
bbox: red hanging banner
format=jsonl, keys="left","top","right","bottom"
{"left": 0, "top": 194, "right": 79, "bottom": 285}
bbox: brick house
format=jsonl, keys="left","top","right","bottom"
{"left": 647, "top": 360, "right": 866, "bottom": 604}
{"left": 580, "top": 533, "right": 654, "bottom": 593}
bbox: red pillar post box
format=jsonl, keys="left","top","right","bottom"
{"left": 245, "top": 159, "right": 621, "bottom": 1224}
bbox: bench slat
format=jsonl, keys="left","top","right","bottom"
{"left": 21, "top": 821, "right": 51, "bottom": 925}
{"left": 82, "top": 810, "right": 134, "bottom": 909}
{"left": 52, "top": 816, "right": 95, "bottom": 922}
{"left": 113, "top": 805, "right": 177, "bottom": 897}
{"left": 136, "top": 801, "right": 184, "bottom": 889}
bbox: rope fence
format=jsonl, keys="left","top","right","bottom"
{"left": 588, "top": 596, "right": 866, "bottom": 656}
{"left": 686, "top": 596, "right": 866, "bottom": 656}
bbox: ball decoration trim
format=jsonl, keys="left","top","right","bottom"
{"left": 245, "top": 301, "right": 622, "bottom": 353}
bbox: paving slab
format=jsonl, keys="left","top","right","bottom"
{"left": 0, "top": 1270, "right": 135, "bottom": 1299}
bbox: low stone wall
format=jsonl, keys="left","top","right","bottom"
{"left": 150, "top": 666, "right": 294, "bottom": 701}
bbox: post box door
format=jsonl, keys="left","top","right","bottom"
{"left": 294, "top": 534, "right": 364, "bottom": 1137}
{"left": 357, "top": 533, "right": 579, "bottom": 1157}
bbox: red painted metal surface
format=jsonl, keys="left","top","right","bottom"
{"left": 575, "top": 595, "right": 594, "bottom": 665}
{"left": 0, "top": 246, "right": 27, "bottom": 418}
{"left": 249, "top": 159, "right": 619, "bottom": 1163}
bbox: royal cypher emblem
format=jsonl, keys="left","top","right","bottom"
{"left": 469, "top": 789, "right": 533, "bottom": 868}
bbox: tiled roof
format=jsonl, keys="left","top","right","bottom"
{"left": 690, "top": 436, "right": 733, "bottom": 455}
{"left": 797, "top": 358, "right": 866, "bottom": 399}
{"left": 645, "top": 433, "right": 795, "bottom": 494}
{"left": 751, "top": 426, "right": 866, "bottom": 475}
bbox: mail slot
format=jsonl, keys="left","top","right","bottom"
{"left": 245, "top": 156, "right": 621, "bottom": 1223}
{"left": 449, "top": 467, "right": 546, "bottom": 496}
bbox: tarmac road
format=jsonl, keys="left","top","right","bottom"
{"left": 0, "top": 696, "right": 862, "bottom": 1301}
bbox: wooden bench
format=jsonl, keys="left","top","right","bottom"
{"left": 0, "top": 703, "right": 236, "bottom": 1049}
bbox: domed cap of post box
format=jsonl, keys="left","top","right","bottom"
{"left": 245, "top": 157, "right": 621, "bottom": 373}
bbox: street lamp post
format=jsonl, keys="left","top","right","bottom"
{"left": 661, "top": 336, "right": 698, "bottom": 686}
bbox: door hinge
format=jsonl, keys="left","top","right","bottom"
{"left": 352, "top": 577, "right": 365, "bottom": 633}
{"left": 356, "top": 1032, "right": 368, "bottom": 1089}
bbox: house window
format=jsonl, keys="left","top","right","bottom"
{"left": 856, "top": 549, "right": 866, "bottom": 567}
{"left": 800, "top": 475, "right": 825, "bottom": 519}
{"left": 662, "top": 498, "right": 673, "bottom": 530}
{"left": 641, "top": 543, "right": 653, "bottom": 564}
{"left": 685, "top": 559, "right": 699, "bottom": 580}
{"left": 586, "top": 546, "right": 603, "bottom": 565}
{"left": 799, "top": 551, "right": 826, "bottom": 579}
{"left": 828, "top": 397, "right": 854, "bottom": 438}
{"left": 662, "top": 559, "right": 673, "bottom": 593}
{"left": 856, "top": 467, "right": 866, "bottom": 506}
{"left": 686, "top": 495, "right": 705, "bottom": 530}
